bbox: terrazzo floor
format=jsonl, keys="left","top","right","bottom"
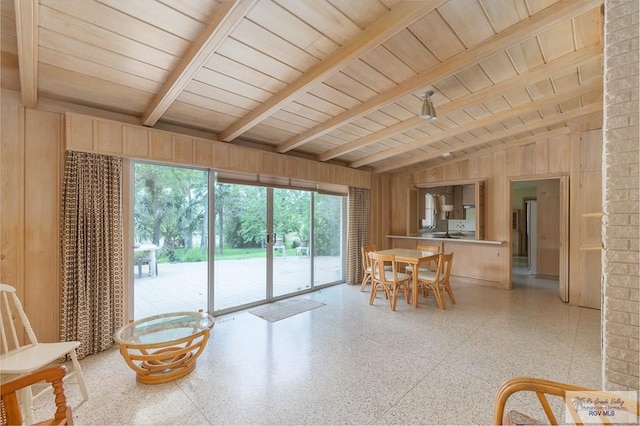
{"left": 34, "top": 264, "right": 601, "bottom": 425}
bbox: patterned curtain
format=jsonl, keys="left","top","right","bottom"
{"left": 346, "top": 187, "right": 370, "bottom": 285}
{"left": 60, "top": 151, "right": 124, "bottom": 358}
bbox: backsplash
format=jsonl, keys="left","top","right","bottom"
{"left": 448, "top": 207, "right": 476, "bottom": 232}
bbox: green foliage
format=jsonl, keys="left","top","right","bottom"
{"left": 135, "top": 165, "right": 345, "bottom": 263}
{"left": 314, "top": 194, "right": 343, "bottom": 256}
{"left": 157, "top": 247, "right": 207, "bottom": 263}
{"left": 219, "top": 185, "right": 266, "bottom": 249}
{"left": 183, "top": 247, "right": 207, "bottom": 262}
{"left": 273, "top": 189, "right": 311, "bottom": 241}
{"left": 160, "top": 247, "right": 179, "bottom": 263}
{"left": 134, "top": 164, "right": 208, "bottom": 251}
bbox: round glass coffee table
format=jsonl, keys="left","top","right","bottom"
{"left": 114, "top": 311, "right": 214, "bottom": 384}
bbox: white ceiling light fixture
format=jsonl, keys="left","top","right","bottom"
{"left": 441, "top": 152, "right": 452, "bottom": 158}
{"left": 420, "top": 90, "right": 436, "bottom": 120}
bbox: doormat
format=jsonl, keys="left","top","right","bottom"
{"left": 249, "top": 298, "right": 325, "bottom": 322}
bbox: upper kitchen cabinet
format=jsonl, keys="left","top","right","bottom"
{"left": 452, "top": 184, "right": 476, "bottom": 219}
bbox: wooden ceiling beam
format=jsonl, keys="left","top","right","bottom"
{"left": 351, "top": 79, "right": 602, "bottom": 169}
{"left": 217, "top": 0, "right": 442, "bottom": 142}
{"left": 276, "top": 0, "right": 602, "bottom": 154}
{"left": 142, "top": 0, "right": 257, "bottom": 127}
{"left": 14, "top": 0, "right": 38, "bottom": 108}
{"left": 373, "top": 103, "right": 602, "bottom": 173}
{"left": 317, "top": 43, "right": 602, "bottom": 162}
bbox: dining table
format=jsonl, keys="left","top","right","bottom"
{"left": 375, "top": 248, "right": 440, "bottom": 308}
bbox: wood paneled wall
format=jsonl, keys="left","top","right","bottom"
{"left": 66, "top": 113, "right": 371, "bottom": 190}
{"left": 368, "top": 174, "right": 392, "bottom": 250}
{"left": 576, "top": 129, "right": 604, "bottom": 309}
{"left": 381, "top": 115, "right": 603, "bottom": 303}
{"left": 1, "top": 96, "right": 64, "bottom": 342}
{"left": 1, "top": 93, "right": 24, "bottom": 298}
{"left": 1, "top": 96, "right": 372, "bottom": 340}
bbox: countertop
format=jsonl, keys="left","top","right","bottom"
{"left": 387, "top": 234, "right": 505, "bottom": 245}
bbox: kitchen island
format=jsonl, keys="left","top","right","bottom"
{"left": 388, "top": 235, "right": 510, "bottom": 289}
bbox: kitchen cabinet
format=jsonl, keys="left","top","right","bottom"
{"left": 453, "top": 186, "right": 464, "bottom": 219}
{"left": 462, "top": 184, "right": 475, "bottom": 205}
{"left": 415, "top": 180, "right": 485, "bottom": 239}
{"left": 388, "top": 235, "right": 509, "bottom": 288}
{"left": 451, "top": 184, "right": 476, "bottom": 220}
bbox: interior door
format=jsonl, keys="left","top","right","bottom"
{"left": 536, "top": 180, "right": 560, "bottom": 277}
{"left": 527, "top": 200, "right": 538, "bottom": 274}
{"left": 559, "top": 176, "right": 569, "bottom": 302}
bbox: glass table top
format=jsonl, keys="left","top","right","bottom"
{"left": 114, "top": 311, "right": 214, "bottom": 346}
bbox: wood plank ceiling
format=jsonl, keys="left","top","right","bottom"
{"left": 1, "top": 0, "right": 604, "bottom": 174}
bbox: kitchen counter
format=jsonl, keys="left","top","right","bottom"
{"left": 388, "top": 234, "right": 505, "bottom": 245}
{"left": 387, "top": 235, "right": 510, "bottom": 288}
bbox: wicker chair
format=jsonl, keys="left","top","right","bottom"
{"left": 494, "top": 376, "right": 639, "bottom": 425}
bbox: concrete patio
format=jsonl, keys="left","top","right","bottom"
{"left": 133, "top": 255, "right": 342, "bottom": 319}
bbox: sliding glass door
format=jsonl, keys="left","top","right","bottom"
{"left": 272, "top": 188, "right": 312, "bottom": 297}
{"left": 132, "top": 164, "right": 346, "bottom": 317}
{"left": 313, "top": 193, "right": 345, "bottom": 285}
{"left": 133, "top": 163, "right": 208, "bottom": 319}
{"left": 213, "top": 183, "right": 267, "bottom": 311}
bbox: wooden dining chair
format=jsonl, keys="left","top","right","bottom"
{"left": 417, "top": 244, "right": 440, "bottom": 253}
{"left": 368, "top": 252, "right": 411, "bottom": 311}
{"left": 439, "top": 252, "right": 455, "bottom": 305}
{"left": 406, "top": 244, "right": 441, "bottom": 274}
{"left": 416, "top": 253, "right": 445, "bottom": 309}
{"left": 359, "top": 244, "right": 376, "bottom": 292}
{"left": 1, "top": 365, "right": 73, "bottom": 425}
{"left": 418, "top": 252, "right": 454, "bottom": 309}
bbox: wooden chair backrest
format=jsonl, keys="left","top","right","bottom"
{"left": 0, "top": 365, "right": 73, "bottom": 425}
{"left": 494, "top": 376, "right": 640, "bottom": 425}
{"left": 368, "top": 252, "right": 396, "bottom": 285}
{"left": 418, "top": 253, "right": 443, "bottom": 283}
{"left": 416, "top": 244, "right": 440, "bottom": 253}
{"left": 0, "top": 283, "right": 38, "bottom": 354}
{"left": 440, "top": 252, "right": 453, "bottom": 281}
{"left": 361, "top": 245, "right": 376, "bottom": 270}
{"left": 416, "top": 245, "right": 441, "bottom": 270}
{"left": 440, "top": 253, "right": 454, "bottom": 282}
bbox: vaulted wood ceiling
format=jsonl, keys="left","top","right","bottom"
{"left": 1, "top": 0, "right": 603, "bottom": 174}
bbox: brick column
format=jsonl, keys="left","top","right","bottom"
{"left": 603, "top": 0, "right": 639, "bottom": 391}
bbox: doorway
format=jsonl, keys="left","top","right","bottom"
{"left": 212, "top": 182, "right": 345, "bottom": 313}
{"left": 212, "top": 183, "right": 267, "bottom": 311}
{"left": 511, "top": 178, "right": 568, "bottom": 301}
{"left": 211, "top": 184, "right": 316, "bottom": 311}
{"left": 272, "top": 188, "right": 313, "bottom": 297}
